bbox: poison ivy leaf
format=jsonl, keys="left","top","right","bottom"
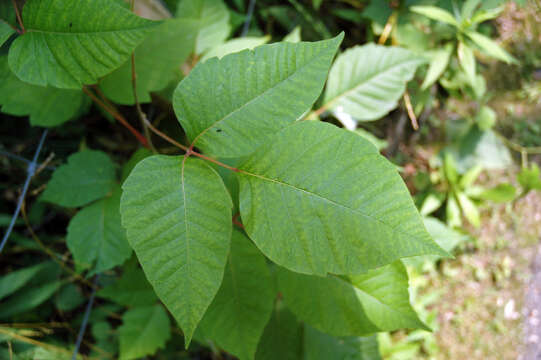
{"left": 200, "top": 36, "right": 271, "bottom": 62}
{"left": 176, "top": 0, "right": 231, "bottom": 55}
{"left": 0, "top": 262, "right": 51, "bottom": 300}
{"left": 118, "top": 305, "right": 171, "bottom": 360}
{"left": 197, "top": 229, "right": 274, "bottom": 360}
{"left": 278, "top": 261, "right": 427, "bottom": 336}
{"left": 98, "top": 258, "right": 158, "bottom": 307}
{"left": 255, "top": 303, "right": 303, "bottom": 360}
{"left": 322, "top": 44, "right": 425, "bottom": 122}
{"left": 120, "top": 155, "right": 232, "bottom": 345}
{"left": 421, "top": 45, "right": 453, "bottom": 90}
{"left": 0, "top": 280, "right": 62, "bottom": 318}
{"left": 465, "top": 31, "right": 518, "bottom": 64}
{"left": 66, "top": 187, "right": 132, "bottom": 275}
{"left": 8, "top": 0, "right": 159, "bottom": 89}
{"left": 41, "top": 150, "right": 116, "bottom": 208}
{"left": 410, "top": 6, "right": 458, "bottom": 26}
{"left": 173, "top": 34, "right": 343, "bottom": 158}
{"left": 100, "top": 19, "right": 197, "bottom": 105}
{"left": 304, "top": 326, "right": 381, "bottom": 360}
{"left": 237, "top": 121, "right": 447, "bottom": 276}
{"left": 0, "top": 57, "right": 88, "bottom": 127}
{"left": 121, "top": 148, "right": 153, "bottom": 183}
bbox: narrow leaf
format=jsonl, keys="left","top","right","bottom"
{"left": 421, "top": 45, "right": 452, "bottom": 90}
{"left": 118, "top": 305, "right": 171, "bottom": 360}
{"left": 238, "top": 121, "right": 447, "bottom": 276}
{"left": 0, "top": 281, "right": 62, "bottom": 319}
{"left": 465, "top": 31, "right": 518, "bottom": 64}
{"left": 278, "top": 261, "right": 427, "bottom": 336}
{"left": 120, "top": 155, "right": 232, "bottom": 345}
{"left": 410, "top": 6, "right": 458, "bottom": 26}
{"left": 41, "top": 150, "right": 116, "bottom": 208}
{"left": 457, "top": 41, "right": 476, "bottom": 86}
{"left": 323, "top": 44, "right": 426, "bottom": 122}
{"left": 66, "top": 187, "right": 132, "bottom": 275}
{"left": 8, "top": 0, "right": 159, "bottom": 89}
{"left": 173, "top": 34, "right": 343, "bottom": 157}
{"left": 196, "top": 230, "right": 275, "bottom": 360}
{"left": 0, "top": 262, "right": 51, "bottom": 300}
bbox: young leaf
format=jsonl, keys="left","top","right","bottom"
{"left": 196, "top": 229, "right": 275, "bottom": 360}
{"left": 304, "top": 326, "right": 382, "bottom": 360}
{"left": 421, "top": 45, "right": 453, "bottom": 90}
{"left": 410, "top": 6, "right": 458, "bottom": 27}
{"left": 200, "top": 36, "right": 271, "bottom": 62}
{"left": 99, "top": 19, "right": 198, "bottom": 105}
{"left": 0, "top": 57, "right": 88, "bottom": 127}
{"left": 322, "top": 44, "right": 426, "bottom": 122}
{"left": 518, "top": 164, "right": 541, "bottom": 192}
{"left": 237, "top": 121, "right": 447, "bottom": 276}
{"left": 8, "top": 0, "right": 159, "bottom": 89}
{"left": 465, "top": 31, "right": 518, "bottom": 64}
{"left": 118, "top": 305, "right": 171, "bottom": 360}
{"left": 41, "top": 150, "right": 116, "bottom": 208}
{"left": 278, "top": 261, "right": 428, "bottom": 336}
{"left": 457, "top": 41, "right": 476, "bottom": 86}
{"left": 173, "top": 34, "right": 343, "bottom": 158}
{"left": 456, "top": 192, "right": 480, "bottom": 228}
{"left": 66, "top": 187, "right": 132, "bottom": 275}
{"left": 255, "top": 303, "right": 303, "bottom": 360}
{"left": 176, "top": 0, "right": 231, "bottom": 55}
{"left": 0, "top": 262, "right": 52, "bottom": 300}
{"left": 477, "top": 183, "right": 516, "bottom": 203}
{"left": 120, "top": 155, "right": 233, "bottom": 345}
{"left": 0, "top": 22, "right": 14, "bottom": 47}
{"left": 97, "top": 259, "right": 158, "bottom": 307}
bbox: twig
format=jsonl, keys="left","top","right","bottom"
{"left": 378, "top": 12, "right": 397, "bottom": 45}
{"left": 0, "top": 130, "right": 47, "bottom": 254}
{"left": 0, "top": 149, "right": 55, "bottom": 170}
{"left": 403, "top": 91, "right": 419, "bottom": 130}
{"left": 11, "top": 0, "right": 25, "bottom": 33}
{"left": 71, "top": 275, "right": 100, "bottom": 360}
{"left": 82, "top": 87, "right": 149, "bottom": 148}
{"left": 0, "top": 328, "right": 74, "bottom": 357}
{"left": 241, "top": 0, "right": 256, "bottom": 36}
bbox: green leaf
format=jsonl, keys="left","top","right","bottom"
{"left": 424, "top": 216, "right": 467, "bottom": 253}
{"left": 477, "top": 183, "right": 516, "bottom": 202}
{"left": 410, "top": 6, "right": 458, "bottom": 26}
{"left": 0, "top": 262, "right": 51, "bottom": 300}
{"left": 55, "top": 284, "right": 85, "bottom": 312}
{"left": 475, "top": 105, "right": 496, "bottom": 130}
{"left": 173, "top": 34, "right": 343, "bottom": 158}
{"left": 97, "top": 258, "right": 158, "bottom": 307}
{"left": 238, "top": 121, "right": 447, "bottom": 276}
{"left": 470, "top": 7, "right": 503, "bottom": 24}
{"left": 421, "top": 45, "right": 453, "bottom": 90}
{"left": 176, "top": 0, "right": 231, "bottom": 55}
{"left": 304, "top": 326, "right": 381, "bottom": 360}
{"left": 200, "top": 36, "right": 271, "bottom": 62}
{"left": 322, "top": 44, "right": 425, "bottom": 122}
{"left": 278, "top": 261, "right": 428, "bottom": 336}
{"left": 456, "top": 192, "right": 480, "bottom": 228}
{"left": 8, "top": 0, "right": 159, "bottom": 89}
{"left": 196, "top": 229, "right": 275, "bottom": 360}
{"left": 41, "top": 150, "right": 116, "bottom": 208}
{"left": 118, "top": 305, "right": 171, "bottom": 360}
{"left": 255, "top": 303, "right": 303, "bottom": 360}
{"left": 284, "top": 26, "right": 302, "bottom": 43}
{"left": 66, "top": 187, "right": 132, "bottom": 275}
{"left": 120, "top": 155, "right": 232, "bottom": 345}
{"left": 518, "top": 163, "right": 541, "bottom": 191}
{"left": 121, "top": 148, "right": 153, "bottom": 183}
{"left": 99, "top": 19, "right": 197, "bottom": 105}
{"left": 465, "top": 31, "right": 518, "bottom": 64}
{"left": 461, "top": 0, "right": 482, "bottom": 20}
{"left": 0, "top": 21, "right": 14, "bottom": 47}
{"left": 457, "top": 41, "right": 476, "bottom": 86}
{"left": 0, "top": 57, "right": 88, "bottom": 127}
{"left": 0, "top": 280, "right": 62, "bottom": 319}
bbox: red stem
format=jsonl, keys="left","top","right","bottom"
{"left": 11, "top": 0, "right": 25, "bottom": 33}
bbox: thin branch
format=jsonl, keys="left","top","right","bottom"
{"left": 0, "top": 130, "right": 47, "bottom": 254}
{"left": 241, "top": 0, "right": 257, "bottom": 36}
{"left": 403, "top": 91, "right": 419, "bottom": 130}
{"left": 71, "top": 275, "right": 100, "bottom": 360}
{"left": 378, "top": 12, "right": 397, "bottom": 45}
{"left": 82, "top": 87, "right": 150, "bottom": 148}
{"left": 144, "top": 118, "right": 189, "bottom": 151}
{"left": 0, "top": 328, "right": 74, "bottom": 358}
{"left": 495, "top": 131, "right": 541, "bottom": 155}
{"left": 11, "top": 0, "right": 25, "bottom": 33}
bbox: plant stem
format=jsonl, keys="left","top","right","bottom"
{"left": 378, "top": 12, "right": 397, "bottom": 45}
{"left": 11, "top": 0, "right": 25, "bottom": 33}
{"left": 82, "top": 87, "right": 150, "bottom": 148}
{"left": 403, "top": 91, "right": 419, "bottom": 130}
